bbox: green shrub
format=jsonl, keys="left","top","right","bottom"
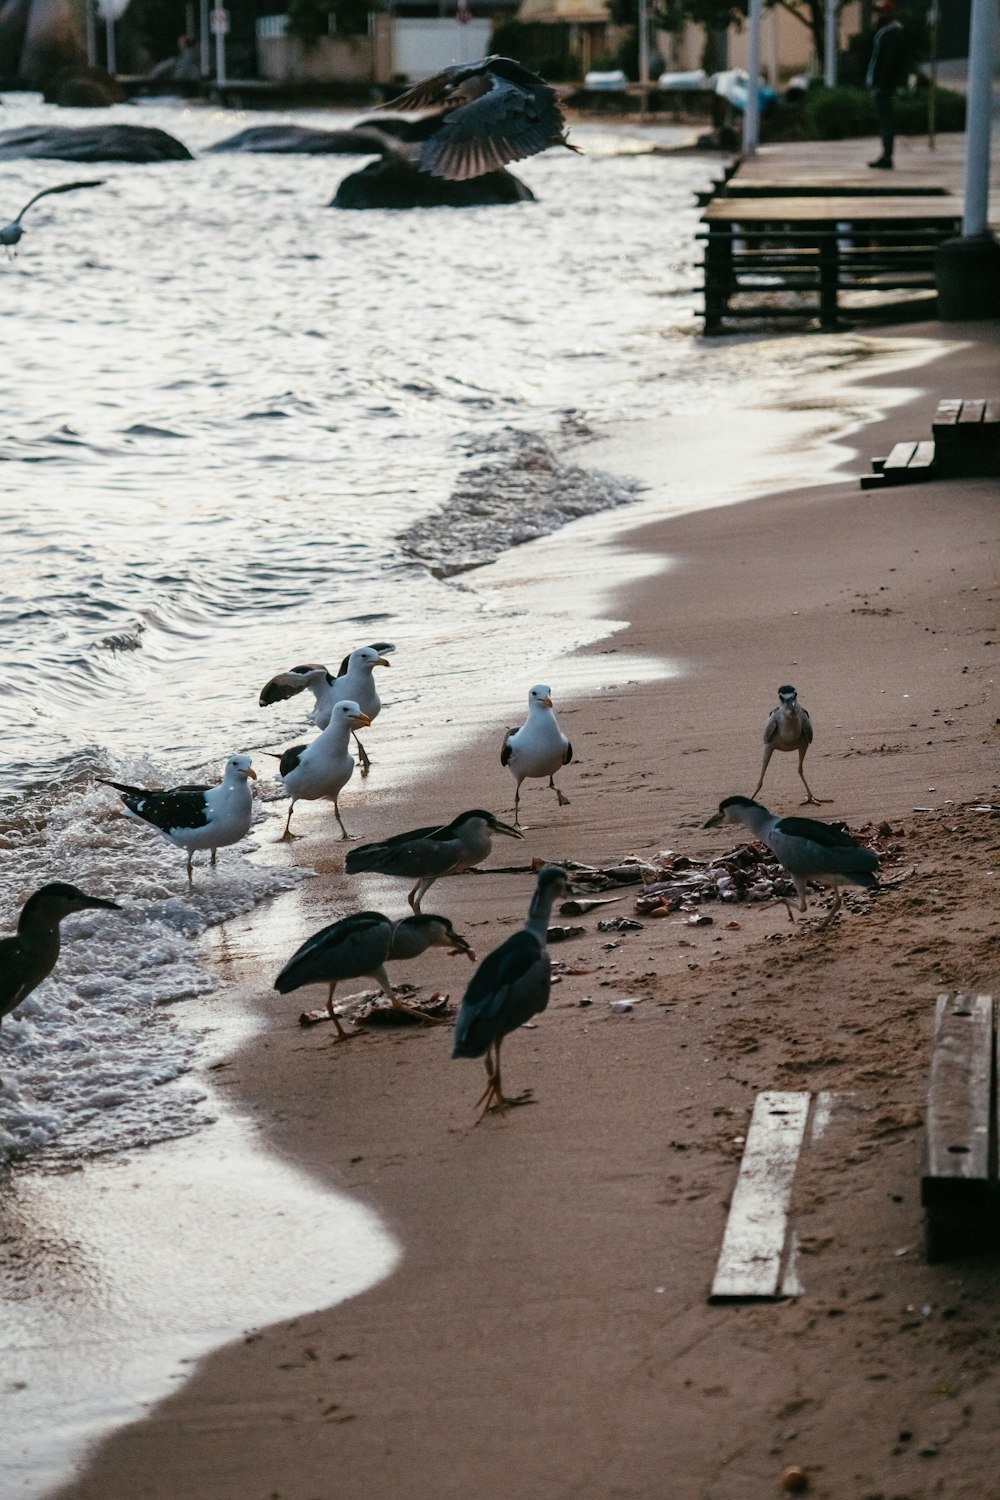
{"left": 801, "top": 83, "right": 966, "bottom": 140}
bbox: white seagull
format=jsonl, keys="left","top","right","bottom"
{"left": 258, "top": 642, "right": 394, "bottom": 775}
{"left": 99, "top": 755, "right": 257, "bottom": 881}
{"left": 1, "top": 179, "right": 105, "bottom": 255}
{"left": 272, "top": 699, "right": 371, "bottom": 841}
{"left": 501, "top": 684, "right": 573, "bottom": 827}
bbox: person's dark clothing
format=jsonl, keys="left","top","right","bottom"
{"left": 867, "top": 19, "right": 905, "bottom": 165}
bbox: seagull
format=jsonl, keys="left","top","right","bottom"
{"left": 453, "top": 863, "right": 566, "bottom": 1119}
{"left": 99, "top": 755, "right": 257, "bottom": 881}
{"left": 501, "top": 684, "right": 573, "bottom": 827}
{"left": 345, "top": 808, "right": 524, "bottom": 913}
{"left": 752, "top": 685, "right": 829, "bottom": 806}
{"left": 274, "top": 909, "right": 475, "bottom": 1039}
{"left": 271, "top": 699, "right": 370, "bottom": 841}
{"left": 704, "top": 796, "right": 879, "bottom": 930}
{"left": 1, "top": 883, "right": 121, "bottom": 1027}
{"left": 258, "top": 642, "right": 394, "bottom": 775}
{"left": 376, "top": 55, "right": 578, "bottom": 182}
{"left": 1, "top": 180, "right": 105, "bottom": 254}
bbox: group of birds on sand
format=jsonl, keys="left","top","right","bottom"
{"left": 3, "top": 56, "right": 576, "bottom": 257}
{"left": 2, "top": 666, "right": 882, "bottom": 1117}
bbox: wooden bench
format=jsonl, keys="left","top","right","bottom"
{"left": 699, "top": 195, "right": 963, "bottom": 333}
{"left": 922, "top": 992, "right": 999, "bottom": 1262}
{"left": 932, "top": 398, "right": 1000, "bottom": 476}
{"left": 860, "top": 439, "right": 936, "bottom": 489}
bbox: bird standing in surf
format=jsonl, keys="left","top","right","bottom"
{"left": 259, "top": 643, "right": 394, "bottom": 776}
{"left": 273, "top": 699, "right": 370, "bottom": 840}
{"left": 453, "top": 863, "right": 566, "bottom": 1119}
{"left": 377, "top": 56, "right": 578, "bottom": 181}
{"left": 1, "top": 180, "right": 105, "bottom": 255}
{"left": 704, "top": 795, "right": 879, "bottom": 930}
{"left": 752, "top": 685, "right": 829, "bottom": 806}
{"left": 99, "top": 755, "right": 257, "bottom": 881}
{"left": 274, "top": 909, "right": 475, "bottom": 1039}
{"left": 501, "top": 684, "right": 573, "bottom": 827}
{"left": 1, "top": 883, "right": 121, "bottom": 1027}
{"left": 346, "top": 808, "right": 524, "bottom": 913}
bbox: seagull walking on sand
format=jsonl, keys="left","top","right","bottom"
{"left": 501, "top": 684, "right": 572, "bottom": 827}
{"left": 271, "top": 699, "right": 370, "bottom": 841}
{"left": 1, "top": 883, "right": 121, "bottom": 1028}
{"left": 377, "top": 56, "right": 578, "bottom": 182}
{"left": 346, "top": 808, "right": 524, "bottom": 913}
{"left": 258, "top": 643, "right": 394, "bottom": 775}
{"left": 99, "top": 755, "right": 257, "bottom": 881}
{"left": 752, "top": 684, "right": 829, "bottom": 806}
{"left": 453, "top": 864, "right": 566, "bottom": 1119}
{"left": 1, "top": 180, "right": 105, "bottom": 255}
{"left": 704, "top": 795, "right": 879, "bottom": 930}
{"left": 274, "top": 910, "right": 475, "bottom": 1039}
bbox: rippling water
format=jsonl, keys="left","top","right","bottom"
{"left": 0, "top": 97, "right": 872, "bottom": 1166}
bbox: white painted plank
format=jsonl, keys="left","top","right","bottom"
{"left": 710, "top": 1091, "right": 811, "bottom": 1302}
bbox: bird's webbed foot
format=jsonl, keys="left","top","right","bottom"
{"left": 278, "top": 829, "right": 305, "bottom": 841}
{"left": 800, "top": 795, "right": 833, "bottom": 806}
{"left": 555, "top": 790, "right": 570, "bottom": 807}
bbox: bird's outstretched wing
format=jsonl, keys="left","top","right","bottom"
{"left": 13, "top": 179, "right": 106, "bottom": 224}
{"left": 259, "top": 664, "right": 330, "bottom": 707}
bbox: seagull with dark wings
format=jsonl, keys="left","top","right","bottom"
{"left": 376, "top": 55, "right": 578, "bottom": 182}
{"left": 1, "top": 180, "right": 105, "bottom": 255}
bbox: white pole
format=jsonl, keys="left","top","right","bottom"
{"left": 742, "top": 0, "right": 763, "bottom": 153}
{"left": 85, "top": 0, "right": 97, "bottom": 66}
{"left": 215, "top": 27, "right": 227, "bottom": 88}
{"left": 962, "top": 0, "right": 997, "bottom": 237}
{"left": 824, "top": 0, "right": 836, "bottom": 87}
{"left": 767, "top": 5, "right": 779, "bottom": 89}
{"left": 637, "top": 0, "right": 650, "bottom": 113}
{"left": 105, "top": 13, "right": 116, "bottom": 74}
{"left": 200, "top": 0, "right": 210, "bottom": 76}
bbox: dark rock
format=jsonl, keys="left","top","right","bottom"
{"left": 331, "top": 158, "right": 534, "bottom": 210}
{"left": 41, "top": 63, "right": 126, "bottom": 106}
{"left": 0, "top": 123, "right": 193, "bottom": 161}
{"left": 208, "top": 124, "right": 391, "bottom": 155}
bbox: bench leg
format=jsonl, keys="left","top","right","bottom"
{"left": 704, "top": 225, "right": 734, "bottom": 336}
{"left": 819, "top": 235, "right": 839, "bottom": 331}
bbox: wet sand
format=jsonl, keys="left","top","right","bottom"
{"left": 54, "top": 321, "right": 999, "bottom": 1500}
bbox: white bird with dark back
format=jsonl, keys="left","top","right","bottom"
{"left": 501, "top": 684, "right": 572, "bottom": 827}
{"left": 274, "top": 699, "right": 370, "bottom": 840}
{"left": 258, "top": 642, "right": 394, "bottom": 775}
{"left": 99, "top": 755, "right": 257, "bottom": 881}
{"left": 704, "top": 795, "right": 879, "bottom": 930}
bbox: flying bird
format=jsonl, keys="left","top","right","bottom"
{"left": 270, "top": 699, "right": 370, "bottom": 840}
{"left": 99, "top": 755, "right": 257, "bottom": 881}
{"left": 501, "top": 684, "right": 573, "bottom": 827}
{"left": 453, "top": 863, "right": 567, "bottom": 1119}
{"left": 377, "top": 56, "right": 578, "bottom": 182}
{"left": 274, "top": 909, "right": 475, "bottom": 1038}
{"left": 752, "top": 685, "right": 829, "bottom": 806}
{"left": 259, "top": 642, "right": 394, "bottom": 775}
{"left": 704, "top": 796, "right": 879, "bottom": 930}
{"left": 1, "top": 180, "right": 105, "bottom": 253}
{"left": 1, "top": 883, "right": 121, "bottom": 1027}
{"left": 346, "top": 808, "right": 524, "bottom": 913}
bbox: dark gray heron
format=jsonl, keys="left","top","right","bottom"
{"left": 98, "top": 755, "right": 257, "bottom": 880}
{"left": 452, "top": 863, "right": 566, "bottom": 1119}
{"left": 704, "top": 796, "right": 879, "bottom": 930}
{"left": 501, "top": 684, "right": 572, "bottom": 827}
{"left": 752, "top": 685, "right": 829, "bottom": 806}
{"left": 1, "top": 883, "right": 121, "bottom": 1026}
{"left": 377, "top": 56, "right": 578, "bottom": 182}
{"left": 345, "top": 808, "right": 524, "bottom": 913}
{"left": 274, "top": 909, "right": 475, "bottom": 1039}
{"left": 259, "top": 643, "right": 394, "bottom": 776}
{"left": 1, "top": 180, "right": 105, "bottom": 253}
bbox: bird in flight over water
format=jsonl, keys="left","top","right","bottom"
{"left": 1, "top": 180, "right": 105, "bottom": 256}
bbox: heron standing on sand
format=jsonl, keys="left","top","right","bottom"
{"left": 1, "top": 180, "right": 105, "bottom": 255}
{"left": 346, "top": 808, "right": 524, "bottom": 913}
{"left": 752, "top": 685, "right": 829, "bottom": 806}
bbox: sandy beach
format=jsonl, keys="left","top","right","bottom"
{"left": 48, "top": 318, "right": 999, "bottom": 1500}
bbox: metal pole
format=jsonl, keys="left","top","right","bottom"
{"left": 962, "top": 0, "right": 997, "bottom": 237}
{"left": 927, "top": 0, "right": 938, "bottom": 150}
{"left": 824, "top": 0, "right": 836, "bottom": 86}
{"left": 742, "top": 0, "right": 763, "bottom": 153}
{"left": 215, "top": 20, "right": 227, "bottom": 88}
{"left": 637, "top": 0, "right": 650, "bottom": 115}
{"left": 85, "top": 0, "right": 97, "bottom": 66}
{"left": 105, "top": 12, "right": 116, "bottom": 74}
{"left": 200, "top": 0, "right": 210, "bottom": 76}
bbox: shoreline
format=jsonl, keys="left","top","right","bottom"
{"left": 30, "top": 318, "right": 1000, "bottom": 1499}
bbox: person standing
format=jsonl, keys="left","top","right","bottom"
{"left": 867, "top": 0, "right": 905, "bottom": 169}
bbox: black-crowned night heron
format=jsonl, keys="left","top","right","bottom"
{"left": 274, "top": 910, "right": 474, "bottom": 1038}
{"left": 1, "top": 883, "right": 121, "bottom": 1025}
{"left": 268, "top": 700, "right": 370, "bottom": 840}
{"left": 377, "top": 57, "right": 578, "bottom": 181}
{"left": 704, "top": 795, "right": 879, "bottom": 930}
{"left": 345, "top": 808, "right": 524, "bottom": 913}
{"left": 259, "top": 643, "right": 394, "bottom": 776}
{"left": 452, "top": 863, "right": 567, "bottom": 1118}
{"left": 99, "top": 755, "right": 257, "bottom": 881}
{"left": 752, "top": 684, "right": 830, "bottom": 807}
{"left": 501, "top": 685, "right": 573, "bottom": 828}
{"left": 1, "top": 180, "right": 105, "bottom": 254}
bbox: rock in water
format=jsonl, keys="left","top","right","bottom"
{"left": 208, "top": 125, "right": 389, "bottom": 155}
{"left": 0, "top": 124, "right": 194, "bottom": 162}
{"left": 332, "top": 159, "right": 535, "bottom": 210}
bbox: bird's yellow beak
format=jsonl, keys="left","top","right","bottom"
{"left": 246, "top": 768, "right": 258, "bottom": 780}
{"left": 541, "top": 696, "right": 553, "bottom": 708}
{"left": 353, "top": 712, "right": 373, "bottom": 728}
{"left": 375, "top": 658, "right": 391, "bottom": 668}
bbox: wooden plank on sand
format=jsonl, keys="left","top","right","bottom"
{"left": 958, "top": 399, "right": 987, "bottom": 425}
{"left": 922, "top": 992, "right": 994, "bottom": 1202}
{"left": 710, "top": 1091, "right": 810, "bottom": 1302}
